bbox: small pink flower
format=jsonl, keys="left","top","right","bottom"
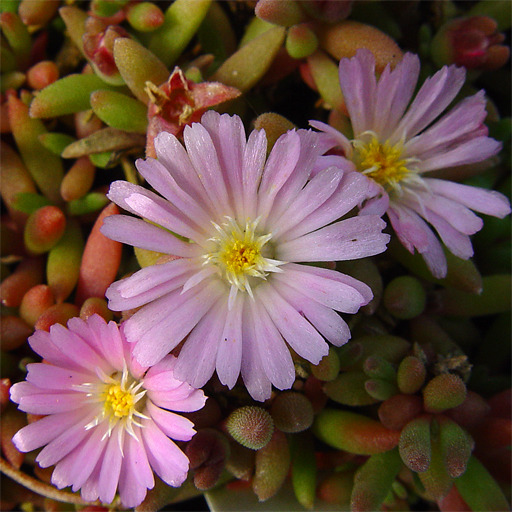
{"left": 101, "top": 110, "right": 390, "bottom": 401}
{"left": 312, "top": 49, "right": 511, "bottom": 278}
{"left": 10, "top": 314, "right": 206, "bottom": 508}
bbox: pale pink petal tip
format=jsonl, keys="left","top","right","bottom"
{"left": 9, "top": 314, "right": 205, "bottom": 508}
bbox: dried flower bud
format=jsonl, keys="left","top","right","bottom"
{"left": 226, "top": 406, "right": 274, "bottom": 450}
{"left": 83, "top": 19, "right": 130, "bottom": 83}
{"left": 431, "top": 16, "right": 510, "bottom": 72}
{"left": 270, "top": 391, "right": 314, "bottom": 433}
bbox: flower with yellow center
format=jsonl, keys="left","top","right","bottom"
{"left": 80, "top": 365, "right": 148, "bottom": 445}
{"left": 204, "top": 217, "right": 285, "bottom": 305}
{"left": 353, "top": 133, "right": 421, "bottom": 195}
{"left": 9, "top": 315, "right": 206, "bottom": 508}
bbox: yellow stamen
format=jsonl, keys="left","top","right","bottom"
{"left": 204, "top": 217, "right": 285, "bottom": 295}
{"left": 104, "top": 383, "right": 135, "bottom": 418}
{"left": 354, "top": 135, "right": 413, "bottom": 193}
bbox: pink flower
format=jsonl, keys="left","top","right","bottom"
{"left": 311, "top": 49, "right": 511, "bottom": 278}
{"left": 101, "top": 110, "right": 390, "bottom": 401}
{"left": 10, "top": 314, "right": 206, "bottom": 508}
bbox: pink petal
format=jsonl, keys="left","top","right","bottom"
{"left": 27, "top": 330, "right": 85, "bottom": 373}
{"left": 242, "top": 128, "right": 267, "bottom": 218}
{"left": 416, "top": 136, "right": 501, "bottom": 172}
{"left": 393, "top": 64, "right": 466, "bottom": 141}
{"left": 275, "top": 280, "right": 351, "bottom": 346}
{"left": 183, "top": 121, "right": 232, "bottom": 219}
{"left": 135, "top": 157, "right": 211, "bottom": 227}
{"left": 402, "top": 190, "right": 483, "bottom": 235}
{"left": 154, "top": 131, "right": 218, "bottom": 216}
{"left": 216, "top": 293, "right": 244, "bottom": 389}
{"left": 26, "top": 363, "right": 91, "bottom": 391}
{"left": 277, "top": 215, "right": 389, "bottom": 262}
{"left": 272, "top": 263, "right": 368, "bottom": 314}
{"left": 51, "top": 421, "right": 109, "bottom": 492}
{"left": 97, "top": 426, "right": 123, "bottom": 504}
{"left": 174, "top": 298, "right": 228, "bottom": 388}
{"left": 106, "top": 257, "right": 199, "bottom": 311}
{"left": 148, "top": 387, "right": 207, "bottom": 412}
{"left": 250, "top": 298, "right": 295, "bottom": 391}
{"left": 47, "top": 323, "right": 111, "bottom": 374}
{"left": 374, "top": 53, "right": 420, "bottom": 140}
{"left": 201, "top": 111, "right": 246, "bottom": 219}
{"left": 141, "top": 419, "right": 189, "bottom": 487}
{"left": 118, "top": 429, "right": 154, "bottom": 507}
{"left": 36, "top": 409, "right": 96, "bottom": 467}
{"left": 127, "top": 279, "right": 224, "bottom": 367}
{"left": 257, "top": 281, "right": 329, "bottom": 364}
{"left": 18, "top": 391, "right": 86, "bottom": 415}
{"left": 276, "top": 171, "right": 371, "bottom": 242}
{"left": 146, "top": 401, "right": 196, "bottom": 441}
{"left": 268, "top": 167, "right": 342, "bottom": 235}
{"left": 425, "top": 178, "right": 511, "bottom": 218}
{"left": 12, "top": 410, "right": 88, "bottom": 453}
{"left": 338, "top": 48, "right": 377, "bottom": 136}
{"left": 387, "top": 203, "right": 430, "bottom": 253}
{"left": 309, "top": 120, "right": 352, "bottom": 156}
{"left": 257, "top": 130, "right": 301, "bottom": 222}
{"left": 404, "top": 91, "right": 487, "bottom": 158}
{"left": 240, "top": 301, "right": 272, "bottom": 401}
{"left": 101, "top": 215, "right": 202, "bottom": 257}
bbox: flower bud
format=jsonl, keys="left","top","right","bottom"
{"left": 423, "top": 374, "right": 467, "bottom": 413}
{"left": 83, "top": 19, "right": 130, "bottom": 84}
{"left": 383, "top": 275, "right": 426, "bottom": 320}
{"left": 226, "top": 406, "right": 274, "bottom": 450}
{"left": 270, "top": 391, "right": 314, "bottom": 433}
{"left": 431, "top": 16, "right": 510, "bottom": 72}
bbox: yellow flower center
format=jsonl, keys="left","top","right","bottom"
{"left": 205, "top": 217, "right": 285, "bottom": 297}
{"left": 103, "top": 383, "right": 135, "bottom": 418}
{"left": 79, "top": 367, "right": 148, "bottom": 440}
{"left": 354, "top": 135, "right": 415, "bottom": 193}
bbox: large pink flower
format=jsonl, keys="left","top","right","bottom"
{"left": 101, "top": 111, "right": 390, "bottom": 401}
{"left": 311, "top": 49, "right": 511, "bottom": 278}
{"left": 10, "top": 314, "right": 206, "bottom": 508}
